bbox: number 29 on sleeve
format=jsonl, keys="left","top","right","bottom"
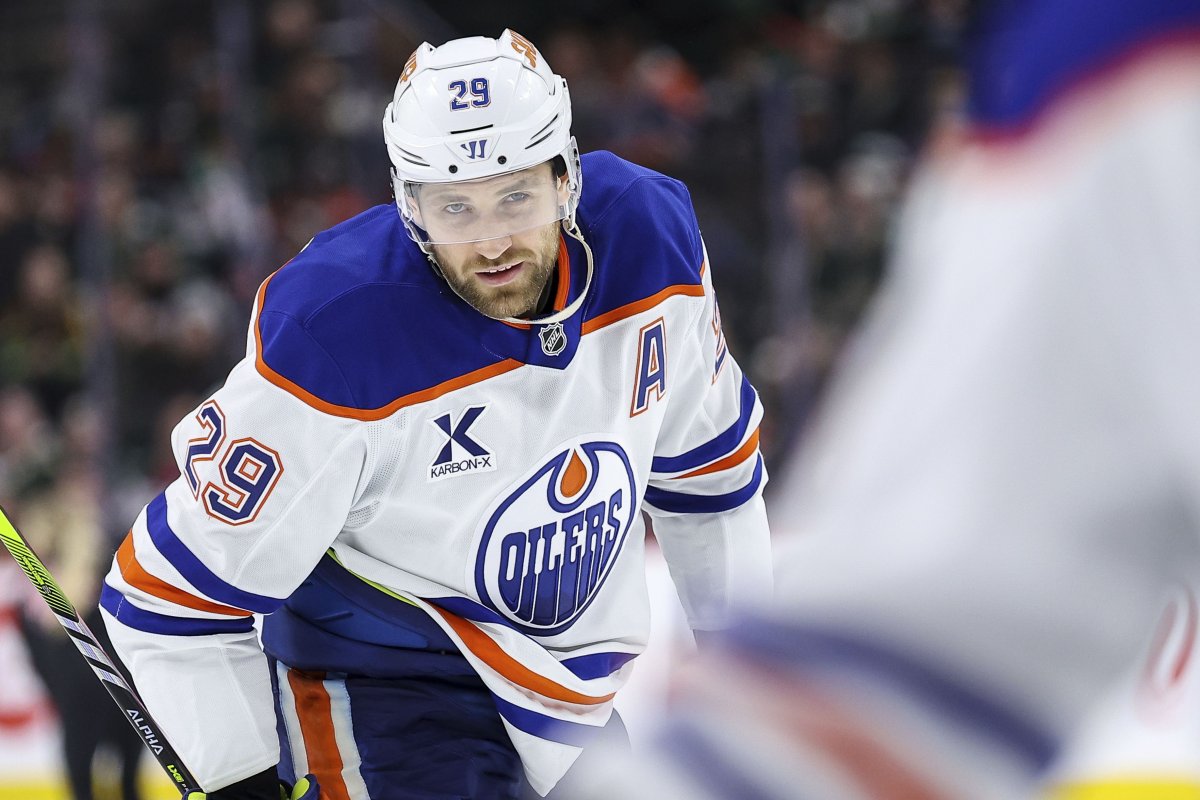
{"left": 184, "top": 401, "right": 284, "bottom": 526}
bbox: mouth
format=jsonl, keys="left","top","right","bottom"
{"left": 476, "top": 261, "right": 525, "bottom": 287}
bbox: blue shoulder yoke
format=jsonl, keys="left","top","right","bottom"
{"left": 254, "top": 151, "right": 707, "bottom": 416}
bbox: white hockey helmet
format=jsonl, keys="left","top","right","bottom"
{"left": 382, "top": 30, "right": 582, "bottom": 247}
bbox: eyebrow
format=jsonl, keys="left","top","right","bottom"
{"left": 491, "top": 174, "right": 541, "bottom": 194}
{"left": 422, "top": 173, "right": 546, "bottom": 204}
{"left": 423, "top": 189, "right": 470, "bottom": 204}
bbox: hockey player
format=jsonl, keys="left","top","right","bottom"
{"left": 563, "top": 0, "right": 1200, "bottom": 798}
{"left": 99, "top": 29, "right": 771, "bottom": 800}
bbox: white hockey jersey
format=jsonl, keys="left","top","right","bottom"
{"left": 100, "top": 151, "right": 771, "bottom": 794}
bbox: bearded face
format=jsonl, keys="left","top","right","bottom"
{"left": 416, "top": 163, "right": 567, "bottom": 319}
{"left": 430, "top": 220, "right": 560, "bottom": 319}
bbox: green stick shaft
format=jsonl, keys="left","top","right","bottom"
{"left": 0, "top": 504, "right": 201, "bottom": 796}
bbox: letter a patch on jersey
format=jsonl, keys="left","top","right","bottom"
{"left": 429, "top": 406, "right": 496, "bottom": 481}
{"left": 630, "top": 317, "right": 667, "bottom": 417}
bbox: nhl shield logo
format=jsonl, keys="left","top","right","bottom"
{"left": 539, "top": 322, "right": 566, "bottom": 356}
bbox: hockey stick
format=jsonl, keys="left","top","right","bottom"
{"left": 0, "top": 503, "right": 201, "bottom": 796}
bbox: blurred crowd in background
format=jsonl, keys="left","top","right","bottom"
{"left": 0, "top": 0, "right": 968, "bottom": 795}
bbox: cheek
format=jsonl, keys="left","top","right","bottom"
{"left": 432, "top": 245, "right": 470, "bottom": 276}
{"left": 515, "top": 227, "right": 559, "bottom": 264}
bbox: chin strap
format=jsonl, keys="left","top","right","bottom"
{"left": 500, "top": 219, "right": 594, "bottom": 326}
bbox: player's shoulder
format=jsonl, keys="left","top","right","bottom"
{"left": 253, "top": 204, "right": 498, "bottom": 419}
{"left": 578, "top": 151, "right": 706, "bottom": 321}
{"left": 261, "top": 204, "right": 429, "bottom": 317}
{"left": 578, "top": 151, "right": 699, "bottom": 241}
{"left": 967, "top": 0, "right": 1200, "bottom": 134}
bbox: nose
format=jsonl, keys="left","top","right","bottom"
{"left": 473, "top": 235, "right": 513, "bottom": 261}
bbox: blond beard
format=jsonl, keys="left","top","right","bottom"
{"left": 433, "top": 223, "right": 561, "bottom": 319}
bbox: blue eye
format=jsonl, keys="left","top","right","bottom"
{"left": 504, "top": 192, "right": 530, "bottom": 204}
{"left": 443, "top": 202, "right": 468, "bottom": 215}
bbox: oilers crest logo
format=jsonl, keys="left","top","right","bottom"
{"left": 474, "top": 441, "right": 637, "bottom": 636}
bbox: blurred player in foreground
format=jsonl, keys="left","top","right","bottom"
{"left": 97, "top": 29, "right": 770, "bottom": 800}
{"left": 567, "top": 0, "right": 1200, "bottom": 797}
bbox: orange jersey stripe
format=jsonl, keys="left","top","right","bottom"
{"left": 430, "top": 607, "right": 615, "bottom": 706}
{"left": 581, "top": 283, "right": 705, "bottom": 335}
{"left": 116, "top": 533, "right": 250, "bottom": 617}
{"left": 252, "top": 268, "right": 523, "bottom": 419}
{"left": 287, "top": 670, "right": 352, "bottom": 800}
{"left": 784, "top": 688, "right": 954, "bottom": 800}
{"left": 686, "top": 658, "right": 953, "bottom": 800}
{"left": 673, "top": 428, "right": 760, "bottom": 480}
